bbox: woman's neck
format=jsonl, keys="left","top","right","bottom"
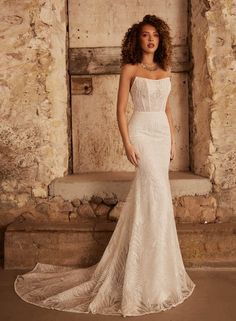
{"left": 141, "top": 53, "right": 155, "bottom": 65}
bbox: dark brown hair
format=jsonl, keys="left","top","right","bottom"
{"left": 120, "top": 14, "right": 173, "bottom": 71}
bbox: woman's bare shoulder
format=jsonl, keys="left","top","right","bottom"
{"left": 120, "top": 63, "right": 138, "bottom": 78}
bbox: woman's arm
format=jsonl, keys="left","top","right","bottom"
{"left": 165, "top": 96, "right": 176, "bottom": 160}
{"left": 165, "top": 94, "right": 176, "bottom": 161}
{"left": 116, "top": 64, "right": 139, "bottom": 167}
{"left": 165, "top": 67, "right": 176, "bottom": 160}
{"left": 165, "top": 94, "right": 175, "bottom": 145}
{"left": 165, "top": 67, "right": 175, "bottom": 144}
{"left": 116, "top": 64, "right": 133, "bottom": 148}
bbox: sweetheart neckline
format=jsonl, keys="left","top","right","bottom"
{"left": 130, "top": 76, "right": 171, "bottom": 91}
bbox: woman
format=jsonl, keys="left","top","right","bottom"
{"left": 117, "top": 15, "right": 175, "bottom": 167}
{"left": 14, "top": 14, "right": 196, "bottom": 317}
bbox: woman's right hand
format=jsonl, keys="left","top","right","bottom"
{"left": 125, "top": 143, "right": 140, "bottom": 167}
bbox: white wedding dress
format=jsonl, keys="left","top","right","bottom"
{"left": 14, "top": 75, "right": 196, "bottom": 317}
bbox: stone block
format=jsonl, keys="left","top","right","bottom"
{"left": 4, "top": 220, "right": 236, "bottom": 269}
{"left": 4, "top": 219, "right": 116, "bottom": 269}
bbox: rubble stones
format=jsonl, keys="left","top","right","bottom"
{"left": 77, "top": 203, "right": 96, "bottom": 218}
{"left": 71, "top": 198, "right": 81, "bottom": 207}
{"left": 94, "top": 203, "right": 112, "bottom": 218}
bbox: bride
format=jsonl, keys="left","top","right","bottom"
{"left": 14, "top": 14, "right": 196, "bottom": 317}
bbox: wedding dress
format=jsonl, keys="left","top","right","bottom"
{"left": 14, "top": 75, "right": 196, "bottom": 317}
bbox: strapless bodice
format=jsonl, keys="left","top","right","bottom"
{"left": 130, "top": 76, "right": 171, "bottom": 112}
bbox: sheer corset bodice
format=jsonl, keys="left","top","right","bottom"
{"left": 130, "top": 76, "right": 171, "bottom": 112}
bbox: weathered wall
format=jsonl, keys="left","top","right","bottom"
{"left": 0, "top": 1, "right": 69, "bottom": 208}
{"left": 190, "top": 0, "right": 236, "bottom": 219}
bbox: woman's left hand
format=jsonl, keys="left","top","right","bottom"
{"left": 170, "top": 141, "right": 176, "bottom": 161}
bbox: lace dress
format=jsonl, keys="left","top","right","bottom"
{"left": 14, "top": 76, "right": 196, "bottom": 317}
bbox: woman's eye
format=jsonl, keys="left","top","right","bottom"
{"left": 141, "top": 33, "right": 159, "bottom": 37}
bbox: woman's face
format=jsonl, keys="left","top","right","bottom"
{"left": 139, "top": 24, "right": 160, "bottom": 53}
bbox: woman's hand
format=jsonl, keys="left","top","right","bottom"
{"left": 125, "top": 143, "right": 140, "bottom": 167}
{"left": 170, "top": 140, "right": 176, "bottom": 161}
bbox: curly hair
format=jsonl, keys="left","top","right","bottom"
{"left": 120, "top": 14, "right": 173, "bottom": 71}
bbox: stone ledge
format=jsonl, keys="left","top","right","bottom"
{"left": 6, "top": 219, "right": 116, "bottom": 232}
{"left": 49, "top": 171, "right": 212, "bottom": 201}
{"left": 4, "top": 220, "right": 236, "bottom": 270}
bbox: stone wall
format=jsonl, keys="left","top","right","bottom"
{"left": 0, "top": 0, "right": 69, "bottom": 209}
{"left": 0, "top": 0, "right": 69, "bottom": 259}
{"left": 190, "top": 0, "right": 236, "bottom": 220}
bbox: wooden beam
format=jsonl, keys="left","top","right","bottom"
{"left": 69, "top": 45, "right": 192, "bottom": 75}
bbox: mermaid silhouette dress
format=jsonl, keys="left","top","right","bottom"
{"left": 14, "top": 75, "right": 196, "bottom": 317}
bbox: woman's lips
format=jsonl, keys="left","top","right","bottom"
{"left": 147, "top": 43, "right": 154, "bottom": 48}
